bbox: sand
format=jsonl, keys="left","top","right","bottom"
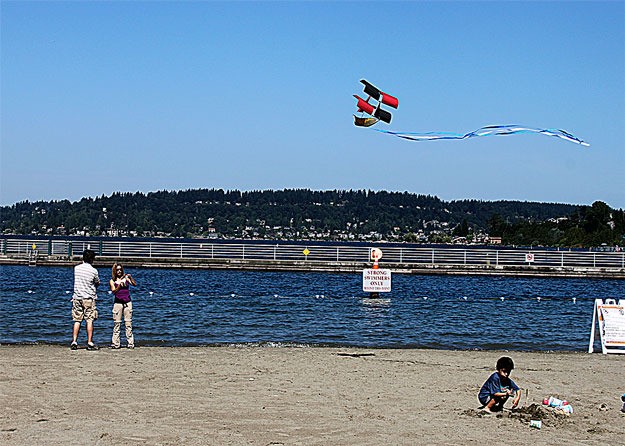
{"left": 1, "top": 346, "right": 623, "bottom": 445}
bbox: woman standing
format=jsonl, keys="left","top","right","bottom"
{"left": 109, "top": 263, "right": 137, "bottom": 349}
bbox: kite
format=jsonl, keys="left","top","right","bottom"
{"left": 353, "top": 79, "right": 398, "bottom": 127}
{"left": 353, "top": 79, "right": 589, "bottom": 146}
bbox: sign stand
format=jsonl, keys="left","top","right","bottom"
{"left": 588, "top": 298, "right": 625, "bottom": 354}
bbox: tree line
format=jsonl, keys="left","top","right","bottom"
{"left": 1, "top": 189, "right": 623, "bottom": 247}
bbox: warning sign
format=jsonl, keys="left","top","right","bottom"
{"left": 589, "top": 299, "right": 625, "bottom": 354}
{"left": 362, "top": 268, "right": 392, "bottom": 293}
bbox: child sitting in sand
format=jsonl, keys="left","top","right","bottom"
{"left": 478, "top": 356, "right": 521, "bottom": 412}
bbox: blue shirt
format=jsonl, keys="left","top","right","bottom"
{"left": 478, "top": 372, "right": 519, "bottom": 405}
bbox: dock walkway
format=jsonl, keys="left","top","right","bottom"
{"left": 2, "top": 236, "right": 624, "bottom": 278}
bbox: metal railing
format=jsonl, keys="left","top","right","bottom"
{"left": 2, "top": 236, "right": 624, "bottom": 270}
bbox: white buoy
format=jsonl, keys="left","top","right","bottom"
{"left": 189, "top": 292, "right": 195, "bottom": 297}
{"left": 572, "top": 297, "right": 577, "bottom": 303}
{"left": 500, "top": 296, "right": 505, "bottom": 302}
{"left": 230, "top": 293, "right": 236, "bottom": 298}
{"left": 27, "top": 290, "right": 33, "bottom": 294}
{"left": 65, "top": 290, "right": 70, "bottom": 294}
{"left": 537, "top": 296, "right": 541, "bottom": 302}
{"left": 423, "top": 296, "right": 428, "bottom": 300}
{"left": 149, "top": 291, "right": 154, "bottom": 296}
{"left": 462, "top": 296, "right": 468, "bottom": 301}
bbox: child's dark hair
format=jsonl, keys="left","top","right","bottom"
{"left": 496, "top": 356, "right": 514, "bottom": 371}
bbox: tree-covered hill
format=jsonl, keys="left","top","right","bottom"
{"left": 1, "top": 189, "right": 623, "bottom": 247}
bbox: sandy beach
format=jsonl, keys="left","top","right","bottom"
{"left": 0, "top": 346, "right": 623, "bottom": 445}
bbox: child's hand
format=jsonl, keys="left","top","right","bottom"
{"left": 512, "top": 393, "right": 521, "bottom": 408}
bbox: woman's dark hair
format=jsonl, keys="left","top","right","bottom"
{"left": 496, "top": 356, "right": 514, "bottom": 371}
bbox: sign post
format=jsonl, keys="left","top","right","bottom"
{"left": 588, "top": 298, "right": 625, "bottom": 354}
{"left": 370, "top": 247, "right": 383, "bottom": 269}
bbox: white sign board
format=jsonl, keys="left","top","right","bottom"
{"left": 588, "top": 299, "right": 625, "bottom": 354}
{"left": 362, "top": 268, "right": 392, "bottom": 293}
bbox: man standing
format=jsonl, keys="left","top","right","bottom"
{"left": 70, "top": 249, "right": 100, "bottom": 350}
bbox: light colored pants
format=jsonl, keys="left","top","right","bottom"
{"left": 112, "top": 302, "right": 134, "bottom": 348}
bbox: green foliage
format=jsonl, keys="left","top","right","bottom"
{"left": 1, "top": 190, "right": 622, "bottom": 247}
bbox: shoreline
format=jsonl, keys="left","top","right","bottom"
{"left": 1, "top": 345, "right": 623, "bottom": 445}
{"left": 0, "top": 341, "right": 598, "bottom": 353}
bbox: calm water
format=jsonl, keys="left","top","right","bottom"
{"left": 1, "top": 265, "right": 622, "bottom": 351}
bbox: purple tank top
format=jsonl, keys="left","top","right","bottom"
{"left": 114, "top": 281, "right": 131, "bottom": 303}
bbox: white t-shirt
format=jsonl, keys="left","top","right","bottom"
{"left": 72, "top": 262, "right": 100, "bottom": 300}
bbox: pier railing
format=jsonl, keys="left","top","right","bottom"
{"left": 2, "top": 236, "right": 624, "bottom": 270}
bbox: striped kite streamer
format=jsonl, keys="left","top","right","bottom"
{"left": 374, "top": 125, "right": 590, "bottom": 146}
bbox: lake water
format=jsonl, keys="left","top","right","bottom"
{"left": 1, "top": 265, "right": 622, "bottom": 351}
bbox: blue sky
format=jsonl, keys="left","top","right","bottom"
{"left": 2, "top": 1, "right": 624, "bottom": 208}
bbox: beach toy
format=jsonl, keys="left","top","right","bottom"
{"left": 543, "top": 396, "right": 573, "bottom": 414}
{"left": 549, "top": 397, "right": 564, "bottom": 407}
{"left": 529, "top": 420, "right": 542, "bottom": 429}
{"left": 543, "top": 396, "right": 561, "bottom": 407}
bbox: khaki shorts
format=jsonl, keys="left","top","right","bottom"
{"left": 72, "top": 299, "right": 98, "bottom": 322}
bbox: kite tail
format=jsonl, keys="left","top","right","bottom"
{"left": 374, "top": 125, "right": 590, "bottom": 146}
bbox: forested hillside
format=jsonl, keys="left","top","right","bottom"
{"left": 1, "top": 189, "right": 623, "bottom": 248}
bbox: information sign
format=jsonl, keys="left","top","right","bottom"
{"left": 588, "top": 299, "right": 625, "bottom": 354}
{"left": 362, "top": 268, "right": 392, "bottom": 293}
